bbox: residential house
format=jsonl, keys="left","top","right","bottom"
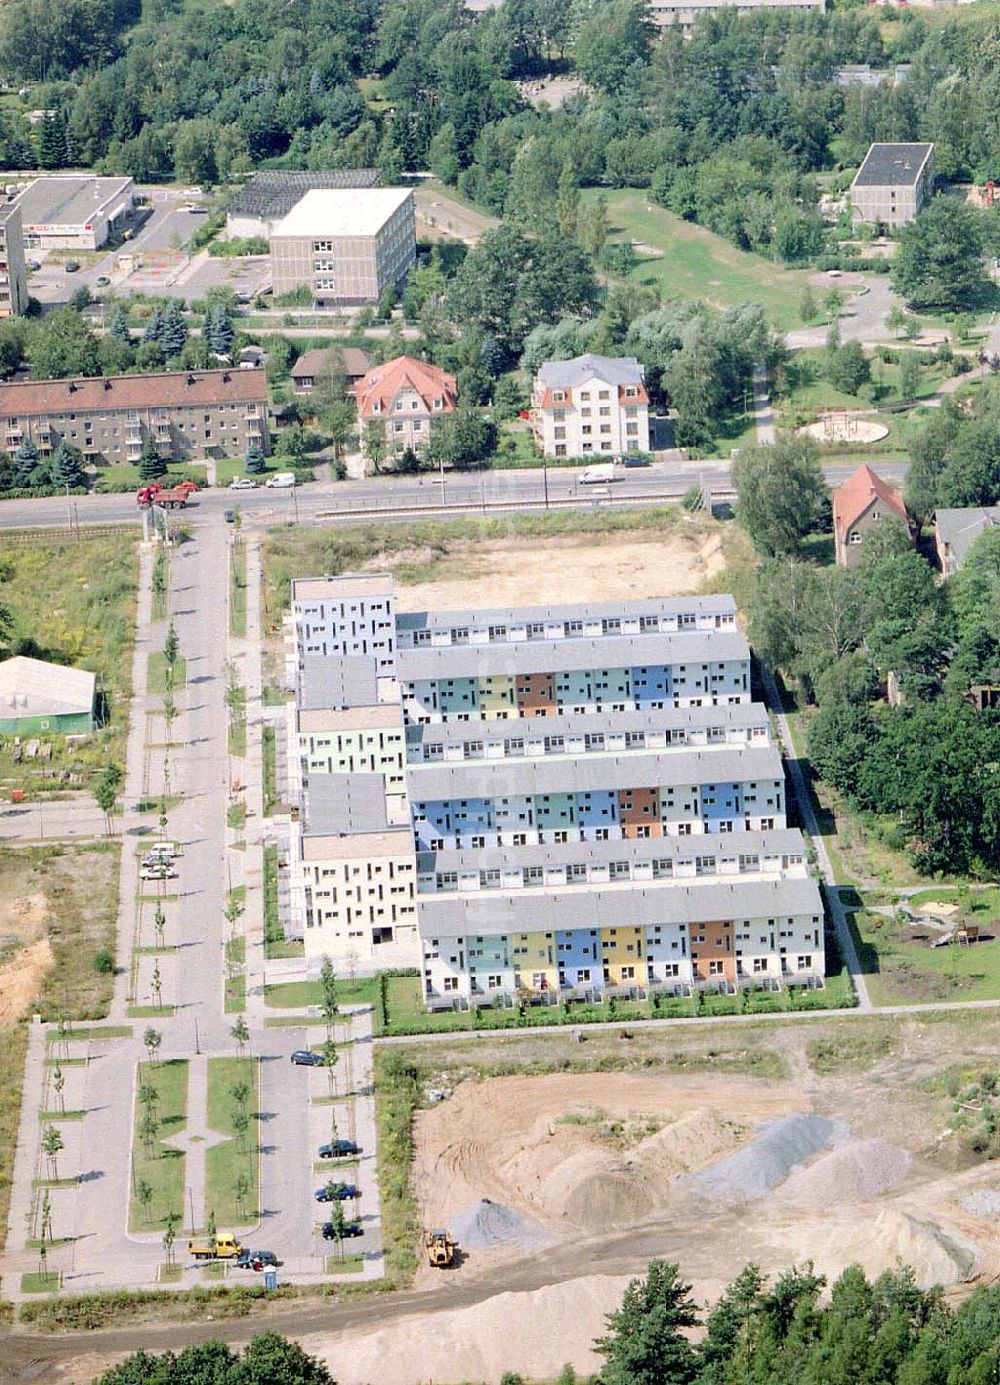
{"left": 531, "top": 354, "right": 650, "bottom": 459}
{"left": 291, "top": 347, "right": 371, "bottom": 396}
{"left": 935, "top": 506, "right": 1000, "bottom": 576}
{"left": 832, "top": 463, "right": 911, "bottom": 567}
{"left": 355, "top": 356, "right": 457, "bottom": 457}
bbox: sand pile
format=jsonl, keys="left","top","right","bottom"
{"left": 686, "top": 1114, "right": 844, "bottom": 1206}
{"left": 307, "top": 1275, "right": 632, "bottom": 1385}
{"left": 451, "top": 1198, "right": 542, "bottom": 1251}
{"left": 774, "top": 1137, "right": 910, "bottom": 1207}
{"left": 774, "top": 1209, "right": 978, "bottom": 1289}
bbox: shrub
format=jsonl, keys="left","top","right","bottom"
{"left": 92, "top": 948, "right": 114, "bottom": 975}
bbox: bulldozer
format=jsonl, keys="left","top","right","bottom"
{"left": 425, "top": 1229, "right": 457, "bottom": 1267}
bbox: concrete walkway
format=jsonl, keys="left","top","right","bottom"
{"left": 751, "top": 366, "right": 776, "bottom": 446}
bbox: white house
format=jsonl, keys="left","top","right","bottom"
{"left": 531, "top": 354, "right": 650, "bottom": 459}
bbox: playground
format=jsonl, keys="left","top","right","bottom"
{"left": 798, "top": 413, "right": 890, "bottom": 445}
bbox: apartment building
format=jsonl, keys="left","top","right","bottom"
{"left": 355, "top": 356, "right": 457, "bottom": 457}
{"left": 270, "top": 188, "right": 415, "bottom": 307}
{"left": 647, "top": 0, "right": 824, "bottom": 30}
{"left": 0, "top": 368, "right": 268, "bottom": 465}
{"left": 851, "top": 143, "right": 934, "bottom": 228}
{"left": 0, "top": 204, "right": 27, "bottom": 318}
{"left": 531, "top": 354, "right": 650, "bottom": 459}
{"left": 284, "top": 572, "right": 824, "bottom": 995}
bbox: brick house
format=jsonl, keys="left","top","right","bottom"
{"left": 832, "top": 463, "right": 911, "bottom": 567}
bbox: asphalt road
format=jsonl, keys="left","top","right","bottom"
{"left": 0, "top": 458, "right": 909, "bottom": 533}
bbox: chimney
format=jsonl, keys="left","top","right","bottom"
{"left": 103, "top": 378, "right": 111, "bottom": 390}
{"left": 187, "top": 374, "right": 196, "bottom": 385}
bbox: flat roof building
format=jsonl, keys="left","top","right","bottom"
{"left": 648, "top": 0, "right": 824, "bottom": 31}
{"left": 270, "top": 188, "right": 416, "bottom": 308}
{"left": 851, "top": 143, "right": 934, "bottom": 228}
{"left": 13, "top": 175, "right": 134, "bottom": 250}
{"left": 0, "top": 203, "right": 27, "bottom": 318}
{"left": 226, "top": 169, "right": 380, "bottom": 240}
{"left": 0, "top": 656, "right": 96, "bottom": 734}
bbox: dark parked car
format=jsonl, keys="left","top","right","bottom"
{"left": 235, "top": 1248, "right": 279, "bottom": 1271}
{"left": 315, "top": 1183, "right": 359, "bottom": 1202}
{"left": 322, "top": 1221, "right": 363, "bottom": 1240}
{"left": 291, "top": 1049, "right": 323, "bottom": 1067}
{"left": 65, "top": 260, "right": 80, "bottom": 272}
{"left": 224, "top": 509, "right": 237, "bottom": 524}
{"left": 318, "top": 1140, "right": 361, "bottom": 1158}
{"left": 622, "top": 453, "right": 651, "bottom": 467}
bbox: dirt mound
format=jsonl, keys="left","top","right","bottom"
{"left": 0, "top": 934, "right": 53, "bottom": 1025}
{"left": 775, "top": 1137, "right": 911, "bottom": 1207}
{"left": 451, "top": 1199, "right": 542, "bottom": 1251}
{"left": 686, "top": 1114, "right": 844, "bottom": 1206}
{"left": 960, "top": 1189, "right": 1000, "bottom": 1219}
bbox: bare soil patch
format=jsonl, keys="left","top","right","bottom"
{"left": 383, "top": 530, "right": 725, "bottom": 612}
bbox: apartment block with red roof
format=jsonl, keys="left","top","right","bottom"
{"left": 0, "top": 366, "right": 269, "bottom": 465}
{"left": 832, "top": 462, "right": 912, "bottom": 567}
{"left": 531, "top": 354, "right": 650, "bottom": 459}
{"left": 356, "top": 355, "right": 457, "bottom": 457}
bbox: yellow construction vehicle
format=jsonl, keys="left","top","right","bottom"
{"left": 425, "top": 1229, "right": 457, "bottom": 1267}
{"left": 188, "top": 1232, "right": 242, "bottom": 1261}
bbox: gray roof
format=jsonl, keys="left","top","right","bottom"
{"left": 14, "top": 175, "right": 132, "bottom": 230}
{"left": 298, "top": 654, "right": 378, "bottom": 711}
{"left": 418, "top": 875, "right": 823, "bottom": 939}
{"left": 418, "top": 827, "right": 806, "bottom": 875}
{"left": 227, "top": 170, "right": 379, "bottom": 220}
{"left": 398, "top": 630, "right": 749, "bottom": 682}
{"left": 0, "top": 656, "right": 95, "bottom": 717}
{"left": 405, "top": 701, "right": 770, "bottom": 750}
{"left": 396, "top": 594, "right": 736, "bottom": 634}
{"left": 408, "top": 744, "right": 784, "bottom": 801}
{"left": 537, "top": 353, "right": 645, "bottom": 389}
{"left": 853, "top": 143, "right": 933, "bottom": 189}
{"left": 935, "top": 507, "right": 1000, "bottom": 569}
{"left": 303, "top": 773, "right": 389, "bottom": 836}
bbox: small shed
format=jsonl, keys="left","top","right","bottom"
{"left": 0, "top": 656, "right": 97, "bottom": 734}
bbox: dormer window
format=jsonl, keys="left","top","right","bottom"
{"left": 371, "top": 401, "right": 381, "bottom": 413}
{"left": 433, "top": 397, "right": 443, "bottom": 409}
{"left": 625, "top": 386, "right": 637, "bottom": 397}
{"left": 552, "top": 390, "right": 565, "bottom": 403}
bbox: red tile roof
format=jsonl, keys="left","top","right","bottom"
{"left": 356, "top": 355, "right": 456, "bottom": 420}
{"left": 0, "top": 367, "right": 267, "bottom": 417}
{"left": 833, "top": 463, "right": 909, "bottom": 537}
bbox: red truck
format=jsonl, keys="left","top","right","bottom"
{"left": 136, "top": 485, "right": 190, "bottom": 509}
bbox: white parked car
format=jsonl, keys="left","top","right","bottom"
{"left": 140, "top": 865, "right": 177, "bottom": 881}
{"left": 229, "top": 477, "right": 257, "bottom": 490}
{"left": 265, "top": 472, "right": 296, "bottom": 488}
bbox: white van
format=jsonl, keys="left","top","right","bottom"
{"left": 579, "top": 463, "right": 616, "bottom": 485}
{"left": 265, "top": 472, "right": 296, "bottom": 488}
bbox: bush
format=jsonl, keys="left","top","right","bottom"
{"left": 92, "top": 948, "right": 114, "bottom": 975}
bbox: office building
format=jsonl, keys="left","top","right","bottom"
{"left": 13, "top": 175, "right": 134, "bottom": 250}
{"left": 0, "top": 203, "right": 27, "bottom": 318}
{"left": 269, "top": 188, "right": 415, "bottom": 307}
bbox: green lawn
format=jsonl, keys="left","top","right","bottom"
{"left": 326, "top": 1252, "right": 365, "bottom": 1274}
{"left": 846, "top": 889, "right": 1000, "bottom": 1006}
{"left": 262, "top": 726, "right": 280, "bottom": 816}
{"left": 20, "top": 1271, "right": 61, "bottom": 1294}
{"left": 230, "top": 539, "right": 247, "bottom": 639}
{"left": 265, "top": 978, "right": 376, "bottom": 1010}
{"left": 93, "top": 464, "right": 208, "bottom": 493}
{"left": 590, "top": 188, "right": 816, "bottom": 332}
{"left": 129, "top": 1059, "right": 187, "bottom": 1232}
{"left": 775, "top": 348, "right": 952, "bottom": 423}
{"left": 216, "top": 458, "right": 277, "bottom": 486}
{"left": 147, "top": 652, "right": 187, "bottom": 695}
{"left": 224, "top": 974, "right": 246, "bottom": 1014}
{"left": 204, "top": 1057, "right": 259, "bottom": 1228}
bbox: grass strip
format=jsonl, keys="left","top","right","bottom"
{"left": 204, "top": 1057, "right": 259, "bottom": 1227}
{"left": 129, "top": 1059, "right": 188, "bottom": 1232}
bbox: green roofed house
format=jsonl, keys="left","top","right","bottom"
{"left": 0, "top": 656, "right": 97, "bottom": 734}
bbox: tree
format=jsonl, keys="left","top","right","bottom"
{"left": 40, "top": 1187, "right": 53, "bottom": 1246}
{"left": 893, "top": 197, "right": 989, "bottom": 311}
{"left": 108, "top": 307, "right": 131, "bottom": 345}
{"left": 574, "top": 0, "right": 653, "bottom": 93}
{"left": 244, "top": 443, "right": 266, "bottom": 475}
{"left": 153, "top": 903, "right": 166, "bottom": 950}
{"left": 204, "top": 302, "right": 234, "bottom": 357}
{"left": 151, "top": 961, "right": 163, "bottom": 1010}
{"left": 232, "top": 1106, "right": 251, "bottom": 1156}
{"left": 13, "top": 437, "right": 40, "bottom": 488}
{"left": 322, "top": 1037, "right": 339, "bottom": 1096}
{"left": 312, "top": 349, "right": 356, "bottom": 459}
{"left": 48, "top": 441, "right": 84, "bottom": 489}
{"left": 163, "top": 1210, "right": 179, "bottom": 1266}
{"left": 231, "top": 1016, "right": 250, "bottom": 1057}
{"left": 825, "top": 340, "right": 871, "bottom": 395}
{"left": 898, "top": 350, "right": 920, "bottom": 401}
{"left": 93, "top": 763, "right": 123, "bottom": 834}
{"left": 427, "top": 407, "right": 497, "bottom": 471}
{"left": 733, "top": 433, "right": 829, "bottom": 558}
{"left": 235, "top": 1172, "right": 251, "bottom": 1220}
{"left": 37, "top": 110, "right": 69, "bottom": 169}
{"left": 557, "top": 163, "right": 580, "bottom": 240}
{"left": 138, "top": 435, "right": 163, "bottom": 482}
{"left": 157, "top": 300, "right": 188, "bottom": 358}
{"left": 595, "top": 1260, "right": 700, "bottom": 1385}
{"left": 799, "top": 286, "right": 818, "bottom": 325}
{"left": 51, "top": 1064, "right": 65, "bottom": 1115}
{"left": 143, "top": 1027, "right": 162, "bottom": 1066}
{"left": 30, "top": 308, "right": 101, "bottom": 379}
{"left": 41, "top": 1124, "right": 64, "bottom": 1180}
{"left": 326, "top": 1199, "right": 346, "bottom": 1262}
{"left": 139, "top": 1110, "right": 159, "bottom": 1159}
{"left": 137, "top": 1177, "right": 153, "bottom": 1225}
{"left": 362, "top": 418, "right": 388, "bottom": 472}
{"left": 164, "top": 623, "right": 178, "bottom": 669}
{"left": 239, "top": 1332, "right": 336, "bottom": 1385}
{"left": 886, "top": 303, "right": 908, "bottom": 338}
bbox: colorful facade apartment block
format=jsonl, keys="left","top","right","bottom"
{"left": 285, "top": 576, "right": 825, "bottom": 999}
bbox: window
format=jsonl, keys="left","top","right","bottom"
{"left": 487, "top": 974, "right": 502, "bottom": 989}
{"left": 849, "top": 530, "right": 862, "bottom": 545}
{"left": 709, "top": 959, "right": 724, "bottom": 976}
{"left": 313, "top": 240, "right": 333, "bottom": 252}
{"left": 443, "top": 976, "right": 458, "bottom": 992}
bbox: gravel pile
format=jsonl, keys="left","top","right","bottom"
{"left": 686, "top": 1114, "right": 845, "bottom": 1206}
{"left": 451, "top": 1198, "right": 542, "bottom": 1251}
{"left": 960, "top": 1190, "right": 1000, "bottom": 1219}
{"left": 777, "top": 1137, "right": 910, "bottom": 1205}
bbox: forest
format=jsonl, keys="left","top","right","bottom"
{"left": 4, "top": 0, "right": 1000, "bottom": 267}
